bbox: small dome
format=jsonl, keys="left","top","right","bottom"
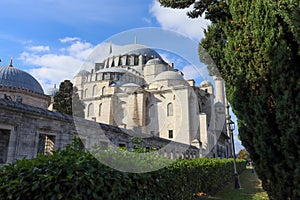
{"left": 200, "top": 80, "right": 213, "bottom": 87}
{"left": 0, "top": 66, "right": 44, "bottom": 94}
{"left": 153, "top": 71, "right": 186, "bottom": 82}
{"left": 214, "top": 101, "right": 224, "bottom": 107}
{"left": 75, "top": 70, "right": 90, "bottom": 77}
{"left": 45, "top": 85, "right": 59, "bottom": 96}
{"left": 146, "top": 58, "right": 165, "bottom": 65}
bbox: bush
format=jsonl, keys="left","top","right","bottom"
{"left": 0, "top": 143, "right": 245, "bottom": 200}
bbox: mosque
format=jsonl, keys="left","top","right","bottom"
{"left": 73, "top": 43, "right": 231, "bottom": 158}
{"left": 0, "top": 43, "right": 232, "bottom": 165}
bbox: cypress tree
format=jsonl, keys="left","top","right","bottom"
{"left": 53, "top": 80, "right": 85, "bottom": 118}
{"left": 159, "top": 0, "right": 300, "bottom": 198}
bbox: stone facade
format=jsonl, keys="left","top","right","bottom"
{"left": 0, "top": 98, "right": 198, "bottom": 165}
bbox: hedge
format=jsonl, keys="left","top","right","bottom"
{"left": 0, "top": 144, "right": 245, "bottom": 200}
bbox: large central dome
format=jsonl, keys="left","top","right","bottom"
{"left": 110, "top": 44, "right": 162, "bottom": 59}
{"left": 0, "top": 66, "right": 44, "bottom": 94}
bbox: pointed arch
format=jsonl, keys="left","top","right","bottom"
{"left": 102, "top": 86, "right": 106, "bottom": 95}
{"left": 98, "top": 103, "right": 102, "bottom": 116}
{"left": 87, "top": 103, "right": 94, "bottom": 117}
{"left": 167, "top": 102, "right": 173, "bottom": 116}
{"left": 92, "top": 85, "right": 97, "bottom": 97}
{"left": 84, "top": 88, "right": 88, "bottom": 98}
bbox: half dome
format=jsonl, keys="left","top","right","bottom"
{"left": 0, "top": 66, "right": 44, "bottom": 94}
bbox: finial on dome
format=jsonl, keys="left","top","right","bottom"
{"left": 9, "top": 57, "right": 13, "bottom": 67}
{"left": 109, "top": 41, "right": 112, "bottom": 54}
{"left": 134, "top": 36, "right": 137, "bottom": 44}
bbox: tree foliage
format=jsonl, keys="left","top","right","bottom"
{"left": 53, "top": 80, "right": 85, "bottom": 117}
{"left": 72, "top": 86, "right": 85, "bottom": 118}
{"left": 159, "top": 0, "right": 300, "bottom": 199}
{"left": 0, "top": 141, "right": 245, "bottom": 200}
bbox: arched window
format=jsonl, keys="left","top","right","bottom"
{"left": 98, "top": 103, "right": 102, "bottom": 116}
{"left": 84, "top": 89, "right": 88, "bottom": 98}
{"left": 167, "top": 103, "right": 173, "bottom": 116}
{"left": 87, "top": 103, "right": 94, "bottom": 117}
{"left": 92, "top": 85, "right": 97, "bottom": 97}
{"left": 102, "top": 86, "right": 106, "bottom": 96}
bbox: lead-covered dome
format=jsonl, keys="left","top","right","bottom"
{"left": 153, "top": 71, "right": 186, "bottom": 82}
{"left": 75, "top": 70, "right": 90, "bottom": 77}
{"left": 0, "top": 66, "right": 44, "bottom": 94}
{"left": 110, "top": 44, "right": 162, "bottom": 60}
{"left": 146, "top": 58, "right": 165, "bottom": 65}
{"left": 45, "top": 85, "right": 59, "bottom": 96}
{"left": 199, "top": 80, "right": 213, "bottom": 87}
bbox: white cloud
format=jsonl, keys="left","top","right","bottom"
{"left": 27, "top": 45, "right": 50, "bottom": 52}
{"left": 150, "top": 1, "right": 211, "bottom": 41}
{"left": 19, "top": 38, "right": 95, "bottom": 90}
{"left": 60, "top": 37, "right": 80, "bottom": 43}
{"left": 67, "top": 41, "right": 94, "bottom": 59}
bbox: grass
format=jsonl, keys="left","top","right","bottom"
{"left": 207, "top": 168, "right": 269, "bottom": 200}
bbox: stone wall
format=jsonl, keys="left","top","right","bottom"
{"left": 0, "top": 98, "right": 199, "bottom": 165}
{"left": 0, "top": 85, "right": 50, "bottom": 109}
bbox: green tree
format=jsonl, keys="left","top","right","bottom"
{"left": 53, "top": 80, "right": 85, "bottom": 117}
{"left": 53, "top": 80, "right": 73, "bottom": 115}
{"left": 72, "top": 86, "right": 85, "bottom": 118}
{"left": 159, "top": 0, "right": 300, "bottom": 199}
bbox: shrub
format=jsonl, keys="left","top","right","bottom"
{"left": 0, "top": 143, "right": 245, "bottom": 200}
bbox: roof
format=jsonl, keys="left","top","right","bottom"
{"left": 0, "top": 98, "right": 72, "bottom": 121}
{"left": 199, "top": 80, "right": 213, "bottom": 87}
{"left": 98, "top": 67, "right": 128, "bottom": 73}
{"left": 121, "top": 83, "right": 140, "bottom": 87}
{"left": 215, "top": 101, "right": 224, "bottom": 107}
{"left": 153, "top": 71, "right": 186, "bottom": 82}
{"left": 0, "top": 66, "right": 44, "bottom": 94}
{"left": 45, "top": 86, "right": 59, "bottom": 96}
{"left": 110, "top": 44, "right": 163, "bottom": 60}
{"left": 146, "top": 58, "right": 165, "bottom": 65}
{"left": 75, "top": 70, "right": 90, "bottom": 77}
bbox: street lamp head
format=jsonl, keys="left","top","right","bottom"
{"left": 228, "top": 119, "right": 235, "bottom": 132}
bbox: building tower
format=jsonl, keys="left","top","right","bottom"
{"left": 214, "top": 75, "right": 232, "bottom": 158}
{"left": 213, "top": 76, "right": 225, "bottom": 105}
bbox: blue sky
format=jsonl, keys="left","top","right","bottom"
{"left": 0, "top": 0, "right": 243, "bottom": 152}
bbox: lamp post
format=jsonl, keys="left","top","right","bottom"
{"left": 228, "top": 119, "right": 241, "bottom": 189}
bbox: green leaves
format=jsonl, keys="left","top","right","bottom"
{"left": 53, "top": 80, "right": 85, "bottom": 117}
{"left": 53, "top": 80, "right": 73, "bottom": 115}
{"left": 0, "top": 142, "right": 246, "bottom": 200}
{"left": 199, "top": 0, "right": 300, "bottom": 199}
{"left": 159, "top": 0, "right": 300, "bottom": 198}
